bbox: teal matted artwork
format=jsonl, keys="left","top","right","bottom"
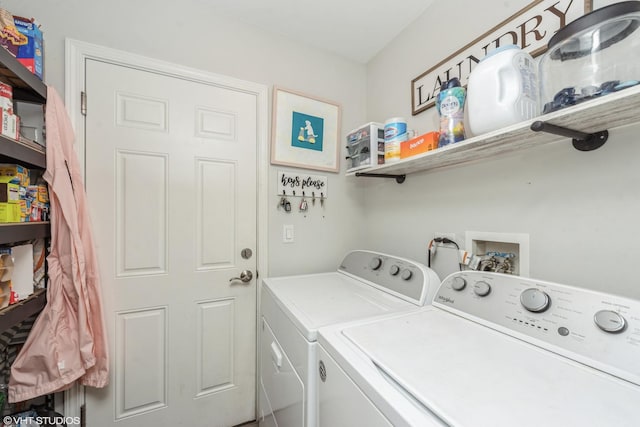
{"left": 291, "top": 112, "right": 324, "bottom": 152}
{"left": 271, "top": 86, "right": 341, "bottom": 173}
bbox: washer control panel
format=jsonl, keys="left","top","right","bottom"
{"left": 338, "top": 250, "right": 440, "bottom": 306}
{"left": 433, "top": 271, "right": 640, "bottom": 385}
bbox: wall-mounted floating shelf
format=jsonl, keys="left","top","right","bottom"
{"left": 355, "top": 172, "right": 406, "bottom": 183}
{"left": 530, "top": 121, "right": 608, "bottom": 152}
{"left": 349, "top": 84, "right": 640, "bottom": 183}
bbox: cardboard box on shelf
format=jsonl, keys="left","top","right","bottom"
{"left": 30, "top": 201, "right": 49, "bottom": 221}
{"left": 10, "top": 243, "right": 34, "bottom": 300}
{"left": 18, "top": 198, "right": 30, "bottom": 222}
{"left": 1, "top": 107, "right": 19, "bottom": 140}
{"left": 0, "top": 201, "right": 20, "bottom": 222}
{"left": 0, "top": 82, "right": 12, "bottom": 112}
{"left": 0, "top": 177, "right": 19, "bottom": 203}
{"left": 13, "top": 16, "right": 43, "bottom": 80}
{"left": 25, "top": 184, "right": 38, "bottom": 200}
{"left": 37, "top": 184, "right": 48, "bottom": 203}
{"left": 0, "top": 163, "right": 29, "bottom": 186}
{"left": 0, "top": 8, "right": 21, "bottom": 57}
{"left": 400, "top": 132, "right": 439, "bottom": 159}
{"left": 24, "top": 184, "right": 47, "bottom": 221}
{"left": 29, "top": 202, "right": 41, "bottom": 221}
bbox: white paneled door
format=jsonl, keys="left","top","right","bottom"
{"left": 83, "top": 58, "right": 258, "bottom": 426}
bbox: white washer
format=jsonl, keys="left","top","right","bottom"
{"left": 258, "top": 250, "right": 440, "bottom": 427}
{"left": 317, "top": 271, "right": 640, "bottom": 427}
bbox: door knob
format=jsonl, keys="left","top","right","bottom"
{"left": 229, "top": 270, "right": 253, "bottom": 283}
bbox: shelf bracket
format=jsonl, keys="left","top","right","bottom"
{"left": 530, "top": 121, "right": 608, "bottom": 151}
{"left": 355, "top": 172, "right": 406, "bottom": 184}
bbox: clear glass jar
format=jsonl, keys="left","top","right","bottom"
{"left": 539, "top": 1, "right": 640, "bottom": 114}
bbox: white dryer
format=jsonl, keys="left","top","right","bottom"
{"left": 317, "top": 271, "right": 640, "bottom": 427}
{"left": 258, "top": 250, "right": 440, "bottom": 427}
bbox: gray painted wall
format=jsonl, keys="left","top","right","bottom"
{"left": 365, "top": 0, "right": 640, "bottom": 298}
{"left": 5, "top": 0, "right": 638, "bottom": 299}
{"left": 2, "top": 0, "right": 367, "bottom": 278}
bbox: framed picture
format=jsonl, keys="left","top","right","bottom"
{"left": 271, "top": 86, "right": 341, "bottom": 173}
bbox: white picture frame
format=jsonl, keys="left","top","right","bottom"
{"left": 271, "top": 86, "right": 341, "bottom": 173}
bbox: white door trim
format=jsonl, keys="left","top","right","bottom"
{"left": 64, "top": 38, "right": 270, "bottom": 420}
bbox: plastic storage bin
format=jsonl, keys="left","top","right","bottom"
{"left": 539, "top": 1, "right": 640, "bottom": 114}
{"left": 345, "top": 122, "right": 385, "bottom": 173}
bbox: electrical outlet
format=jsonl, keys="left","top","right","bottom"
{"left": 434, "top": 232, "right": 456, "bottom": 242}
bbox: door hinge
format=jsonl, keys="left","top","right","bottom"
{"left": 81, "top": 91, "right": 87, "bottom": 116}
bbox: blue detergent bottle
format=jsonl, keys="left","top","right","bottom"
{"left": 436, "top": 77, "right": 466, "bottom": 147}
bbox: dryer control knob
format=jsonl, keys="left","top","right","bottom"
{"left": 594, "top": 310, "right": 626, "bottom": 333}
{"left": 369, "top": 257, "right": 383, "bottom": 270}
{"left": 520, "top": 288, "right": 550, "bottom": 312}
{"left": 451, "top": 276, "right": 466, "bottom": 291}
{"left": 401, "top": 269, "right": 413, "bottom": 280}
{"left": 389, "top": 265, "right": 400, "bottom": 276}
{"left": 473, "top": 281, "right": 491, "bottom": 297}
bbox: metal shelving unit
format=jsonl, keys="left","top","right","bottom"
{"left": 0, "top": 222, "right": 50, "bottom": 245}
{"left": 350, "top": 84, "right": 640, "bottom": 182}
{"left": 0, "top": 46, "right": 46, "bottom": 103}
{"left": 0, "top": 289, "right": 46, "bottom": 331}
{"left": 0, "top": 46, "right": 48, "bottom": 331}
{"left": 0, "top": 134, "right": 45, "bottom": 169}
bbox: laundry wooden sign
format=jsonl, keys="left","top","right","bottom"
{"left": 277, "top": 170, "right": 328, "bottom": 198}
{"left": 411, "top": 0, "right": 592, "bottom": 115}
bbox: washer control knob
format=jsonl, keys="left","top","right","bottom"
{"left": 401, "top": 269, "right": 413, "bottom": 280}
{"left": 520, "top": 288, "right": 550, "bottom": 312}
{"left": 389, "top": 265, "right": 400, "bottom": 276}
{"left": 594, "top": 310, "right": 626, "bottom": 333}
{"left": 369, "top": 257, "right": 383, "bottom": 270}
{"left": 473, "top": 281, "right": 491, "bottom": 297}
{"left": 451, "top": 276, "right": 466, "bottom": 291}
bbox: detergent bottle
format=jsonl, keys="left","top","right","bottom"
{"left": 466, "top": 45, "right": 538, "bottom": 135}
{"left": 436, "top": 77, "right": 466, "bottom": 147}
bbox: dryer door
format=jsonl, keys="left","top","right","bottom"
{"left": 259, "top": 318, "right": 304, "bottom": 427}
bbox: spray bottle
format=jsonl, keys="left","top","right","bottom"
{"left": 436, "top": 77, "right": 466, "bottom": 147}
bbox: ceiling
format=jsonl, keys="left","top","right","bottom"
{"left": 208, "top": 0, "right": 437, "bottom": 63}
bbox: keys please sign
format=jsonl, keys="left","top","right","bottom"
{"left": 277, "top": 170, "right": 328, "bottom": 198}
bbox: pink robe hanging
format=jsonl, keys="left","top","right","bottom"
{"left": 9, "top": 86, "right": 109, "bottom": 402}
